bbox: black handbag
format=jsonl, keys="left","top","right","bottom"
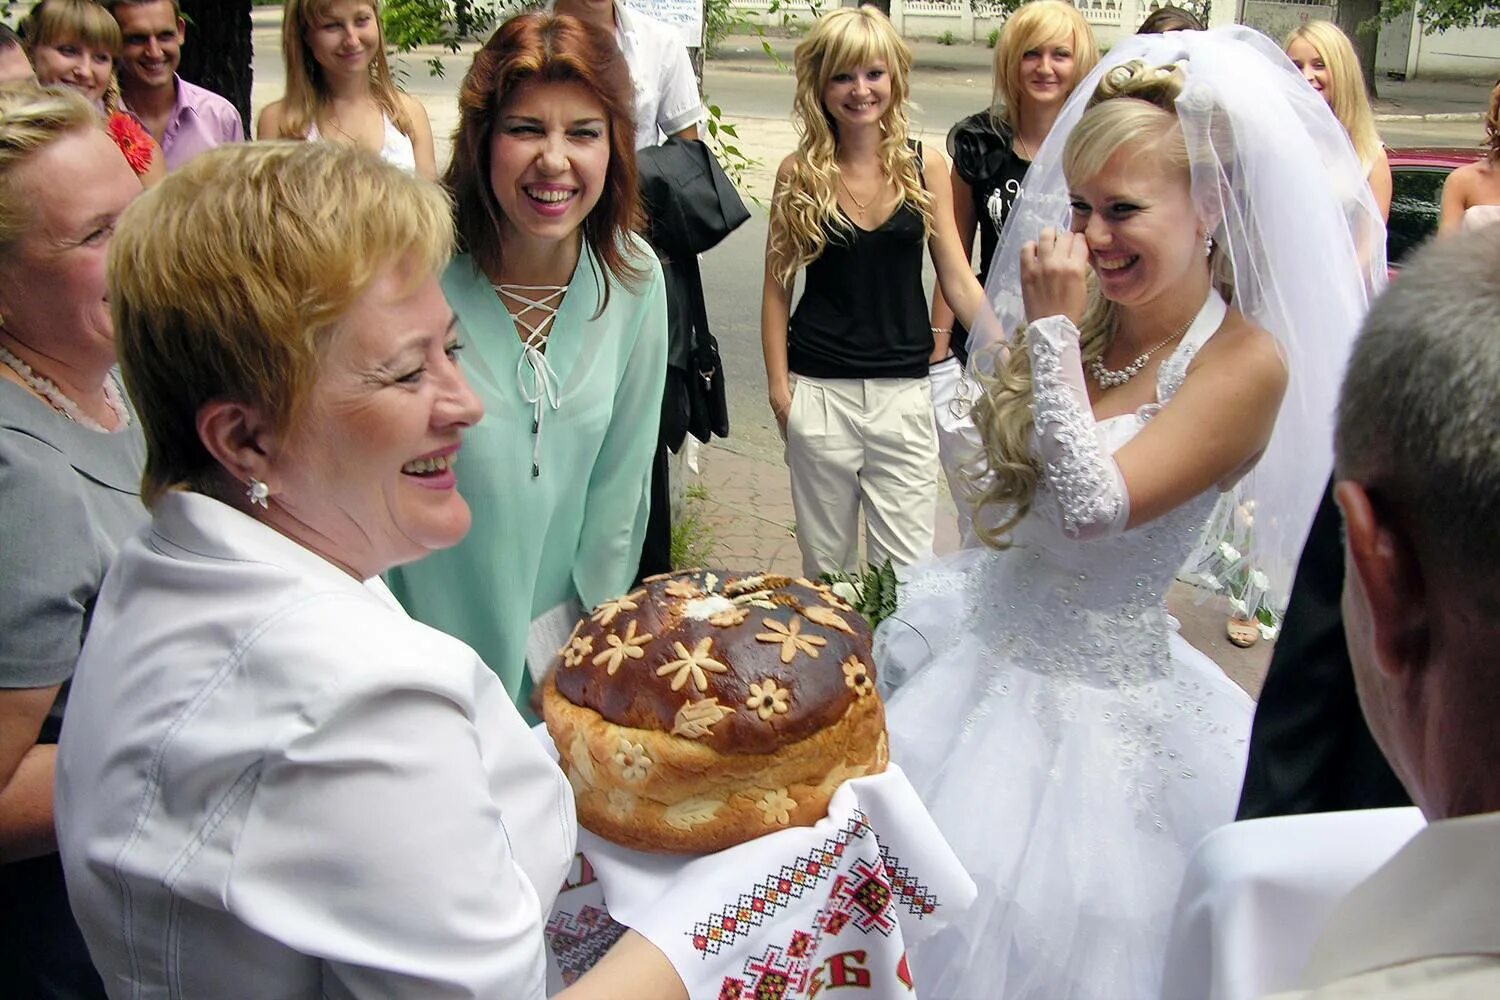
{"left": 637, "top": 139, "right": 748, "bottom": 450}
{"left": 682, "top": 257, "right": 729, "bottom": 444}
{"left": 638, "top": 137, "right": 751, "bottom": 259}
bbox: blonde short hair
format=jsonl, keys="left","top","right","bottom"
{"left": 992, "top": 0, "right": 1099, "bottom": 129}
{"left": 111, "top": 141, "right": 454, "bottom": 506}
{"left": 0, "top": 82, "right": 98, "bottom": 254}
{"left": 21, "top": 0, "right": 122, "bottom": 57}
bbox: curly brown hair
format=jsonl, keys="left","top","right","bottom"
{"left": 445, "top": 13, "right": 645, "bottom": 311}
{"left": 1486, "top": 78, "right": 1499, "bottom": 162}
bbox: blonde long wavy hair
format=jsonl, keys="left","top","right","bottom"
{"left": 769, "top": 6, "right": 932, "bottom": 286}
{"left": 971, "top": 61, "right": 1233, "bottom": 546}
{"left": 1284, "top": 21, "right": 1382, "bottom": 173}
{"left": 273, "top": 0, "right": 413, "bottom": 141}
{"left": 991, "top": 0, "right": 1099, "bottom": 130}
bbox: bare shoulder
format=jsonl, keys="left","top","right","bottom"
{"left": 774, "top": 152, "right": 799, "bottom": 183}
{"left": 1193, "top": 308, "right": 1289, "bottom": 395}
{"left": 255, "top": 99, "right": 286, "bottom": 139}
{"left": 397, "top": 92, "right": 431, "bottom": 124}
{"left": 920, "top": 144, "right": 950, "bottom": 182}
{"left": 1445, "top": 160, "right": 1480, "bottom": 189}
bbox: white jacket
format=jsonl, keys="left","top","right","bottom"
{"left": 56, "top": 491, "right": 576, "bottom": 999}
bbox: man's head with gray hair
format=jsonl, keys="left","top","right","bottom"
{"left": 1334, "top": 226, "right": 1500, "bottom": 822}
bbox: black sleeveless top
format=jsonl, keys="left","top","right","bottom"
{"left": 787, "top": 150, "right": 930, "bottom": 380}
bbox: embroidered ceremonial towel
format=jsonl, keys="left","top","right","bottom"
{"left": 542, "top": 756, "right": 977, "bottom": 997}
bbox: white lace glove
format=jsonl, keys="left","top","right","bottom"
{"left": 929, "top": 357, "right": 992, "bottom": 543}
{"left": 1027, "top": 315, "right": 1130, "bottom": 540}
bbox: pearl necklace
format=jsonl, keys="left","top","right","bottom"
{"left": 1087, "top": 317, "right": 1193, "bottom": 390}
{"left": 0, "top": 342, "right": 129, "bottom": 432}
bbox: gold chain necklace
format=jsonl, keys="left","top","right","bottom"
{"left": 837, "top": 173, "right": 871, "bottom": 214}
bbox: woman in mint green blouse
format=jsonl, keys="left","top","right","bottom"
{"left": 386, "top": 14, "right": 667, "bottom": 713}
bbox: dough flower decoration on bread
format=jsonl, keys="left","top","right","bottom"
{"left": 592, "top": 619, "right": 653, "bottom": 675}
{"left": 757, "top": 787, "right": 797, "bottom": 826}
{"left": 671, "top": 697, "right": 735, "bottom": 738}
{"left": 802, "top": 604, "right": 855, "bottom": 635}
{"left": 664, "top": 579, "right": 700, "bottom": 599}
{"left": 746, "top": 678, "right": 792, "bottom": 721}
{"left": 591, "top": 589, "right": 645, "bottom": 626}
{"left": 613, "top": 739, "right": 653, "bottom": 783}
{"left": 755, "top": 616, "right": 827, "bottom": 663}
{"left": 842, "top": 656, "right": 874, "bottom": 698}
{"left": 655, "top": 637, "right": 729, "bottom": 692}
{"left": 561, "top": 634, "right": 593, "bottom": 668}
{"left": 708, "top": 606, "right": 748, "bottom": 627}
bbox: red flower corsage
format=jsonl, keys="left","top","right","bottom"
{"left": 107, "top": 111, "right": 154, "bottom": 176}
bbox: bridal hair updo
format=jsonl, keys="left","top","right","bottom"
{"left": 769, "top": 5, "right": 931, "bottom": 287}
{"left": 971, "top": 60, "right": 1231, "bottom": 546}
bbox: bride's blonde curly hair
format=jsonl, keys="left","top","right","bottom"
{"left": 769, "top": 6, "right": 932, "bottom": 287}
{"left": 971, "top": 60, "right": 1234, "bottom": 547}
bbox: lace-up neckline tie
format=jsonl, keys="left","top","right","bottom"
{"left": 494, "top": 282, "right": 567, "bottom": 478}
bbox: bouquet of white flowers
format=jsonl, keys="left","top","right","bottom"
{"left": 1188, "top": 499, "right": 1282, "bottom": 646}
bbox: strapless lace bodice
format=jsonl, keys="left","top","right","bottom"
{"left": 895, "top": 295, "right": 1224, "bottom": 690}
{"left": 1464, "top": 204, "right": 1500, "bottom": 232}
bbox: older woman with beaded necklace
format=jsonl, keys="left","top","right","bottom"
{"left": 0, "top": 82, "right": 146, "bottom": 998}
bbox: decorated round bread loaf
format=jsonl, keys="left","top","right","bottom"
{"left": 542, "top": 569, "right": 888, "bottom": 855}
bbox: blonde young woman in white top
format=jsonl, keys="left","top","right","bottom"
{"left": 257, "top": 0, "right": 436, "bottom": 179}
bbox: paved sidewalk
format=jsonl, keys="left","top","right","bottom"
{"left": 689, "top": 441, "right": 1274, "bottom": 698}
{"left": 713, "top": 31, "right": 1494, "bottom": 120}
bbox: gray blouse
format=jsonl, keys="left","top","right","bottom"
{"left": 0, "top": 378, "right": 147, "bottom": 719}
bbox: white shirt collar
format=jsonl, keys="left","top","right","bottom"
{"left": 1305, "top": 811, "right": 1500, "bottom": 986}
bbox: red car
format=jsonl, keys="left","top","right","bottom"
{"left": 1387, "top": 146, "right": 1483, "bottom": 268}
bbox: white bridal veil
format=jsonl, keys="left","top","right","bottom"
{"left": 970, "top": 25, "right": 1387, "bottom": 610}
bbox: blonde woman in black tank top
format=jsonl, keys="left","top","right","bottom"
{"left": 760, "top": 6, "right": 986, "bottom": 578}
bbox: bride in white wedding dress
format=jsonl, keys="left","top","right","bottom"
{"left": 877, "top": 28, "right": 1387, "bottom": 1000}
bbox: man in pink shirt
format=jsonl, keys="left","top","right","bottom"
{"left": 107, "top": 0, "right": 242, "bottom": 170}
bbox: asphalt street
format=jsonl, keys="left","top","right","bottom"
{"left": 250, "top": 18, "right": 1488, "bottom": 465}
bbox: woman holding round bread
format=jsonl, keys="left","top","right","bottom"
{"left": 761, "top": 5, "right": 987, "bottom": 578}
{"left": 876, "top": 27, "right": 1385, "bottom": 999}
{"left": 53, "top": 139, "right": 686, "bottom": 1000}
{"left": 385, "top": 13, "right": 667, "bottom": 716}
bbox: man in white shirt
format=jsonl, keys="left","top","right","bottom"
{"left": 552, "top": 0, "right": 707, "bottom": 149}
{"left": 1255, "top": 227, "right": 1500, "bottom": 998}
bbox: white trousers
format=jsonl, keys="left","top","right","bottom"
{"left": 784, "top": 374, "right": 938, "bottom": 577}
